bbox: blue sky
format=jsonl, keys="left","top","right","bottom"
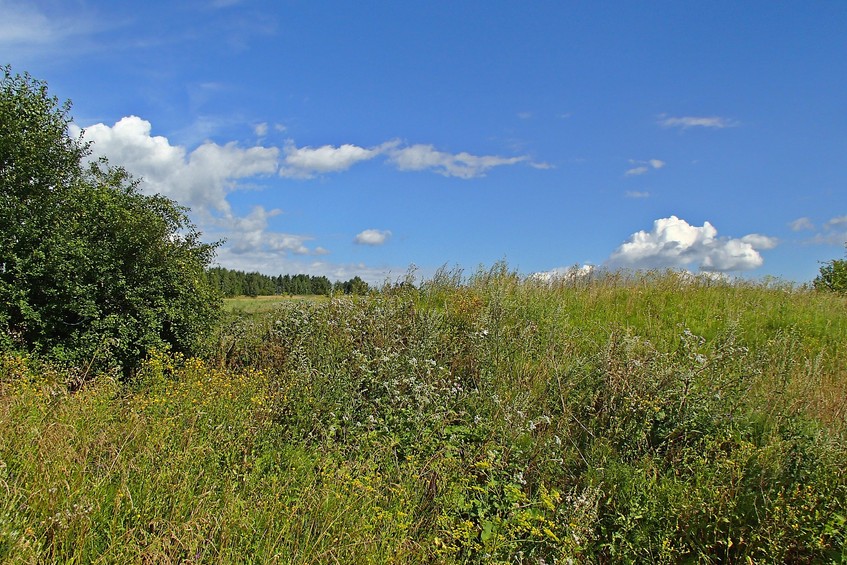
{"left": 3, "top": 1, "right": 846, "bottom": 284}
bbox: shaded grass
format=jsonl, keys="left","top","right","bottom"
{"left": 2, "top": 268, "right": 846, "bottom": 562}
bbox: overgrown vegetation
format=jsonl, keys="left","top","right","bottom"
{"left": 3, "top": 67, "right": 847, "bottom": 562}
{"left": 2, "top": 267, "right": 845, "bottom": 563}
{"left": 0, "top": 66, "right": 220, "bottom": 376}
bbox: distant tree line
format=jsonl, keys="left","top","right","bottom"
{"left": 206, "top": 267, "right": 370, "bottom": 297}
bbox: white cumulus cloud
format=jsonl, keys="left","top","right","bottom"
{"left": 74, "top": 116, "right": 279, "bottom": 215}
{"left": 72, "top": 116, "right": 323, "bottom": 266}
{"left": 354, "top": 229, "right": 392, "bottom": 246}
{"left": 740, "top": 234, "right": 778, "bottom": 250}
{"left": 606, "top": 216, "right": 776, "bottom": 272}
{"left": 530, "top": 264, "right": 595, "bottom": 283}
{"left": 279, "top": 141, "right": 384, "bottom": 178}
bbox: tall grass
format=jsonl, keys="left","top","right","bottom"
{"left": 2, "top": 267, "right": 845, "bottom": 562}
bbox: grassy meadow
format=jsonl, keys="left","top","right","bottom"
{"left": 223, "top": 294, "right": 330, "bottom": 315}
{"left": 1, "top": 267, "right": 846, "bottom": 563}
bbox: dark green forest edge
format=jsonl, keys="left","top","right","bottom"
{"left": 207, "top": 267, "right": 370, "bottom": 298}
{"left": 2, "top": 66, "right": 847, "bottom": 563}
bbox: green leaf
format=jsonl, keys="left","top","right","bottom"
{"left": 480, "top": 520, "right": 494, "bottom": 542}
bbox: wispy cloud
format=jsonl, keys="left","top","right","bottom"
{"left": 789, "top": 217, "right": 815, "bottom": 232}
{"left": 354, "top": 229, "right": 392, "bottom": 246}
{"left": 0, "top": 1, "right": 81, "bottom": 44}
{"left": 225, "top": 206, "right": 313, "bottom": 256}
{"left": 825, "top": 216, "right": 847, "bottom": 229}
{"left": 0, "top": 0, "right": 100, "bottom": 59}
{"left": 625, "top": 158, "right": 665, "bottom": 176}
{"left": 386, "top": 143, "right": 527, "bottom": 179}
{"left": 277, "top": 139, "right": 532, "bottom": 179}
{"left": 625, "top": 190, "right": 650, "bottom": 199}
{"left": 606, "top": 216, "right": 776, "bottom": 272}
{"left": 658, "top": 115, "right": 739, "bottom": 129}
{"left": 529, "top": 161, "right": 555, "bottom": 170}
{"left": 789, "top": 215, "right": 847, "bottom": 245}
{"left": 625, "top": 166, "right": 648, "bottom": 176}
{"left": 810, "top": 215, "right": 847, "bottom": 245}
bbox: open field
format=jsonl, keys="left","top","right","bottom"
{"left": 224, "top": 294, "right": 329, "bottom": 314}
{"left": 2, "top": 269, "right": 846, "bottom": 563}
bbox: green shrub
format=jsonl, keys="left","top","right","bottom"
{"left": 0, "top": 67, "right": 221, "bottom": 377}
{"left": 814, "top": 245, "right": 847, "bottom": 294}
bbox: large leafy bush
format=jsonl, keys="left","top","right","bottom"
{"left": 0, "top": 66, "right": 220, "bottom": 376}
